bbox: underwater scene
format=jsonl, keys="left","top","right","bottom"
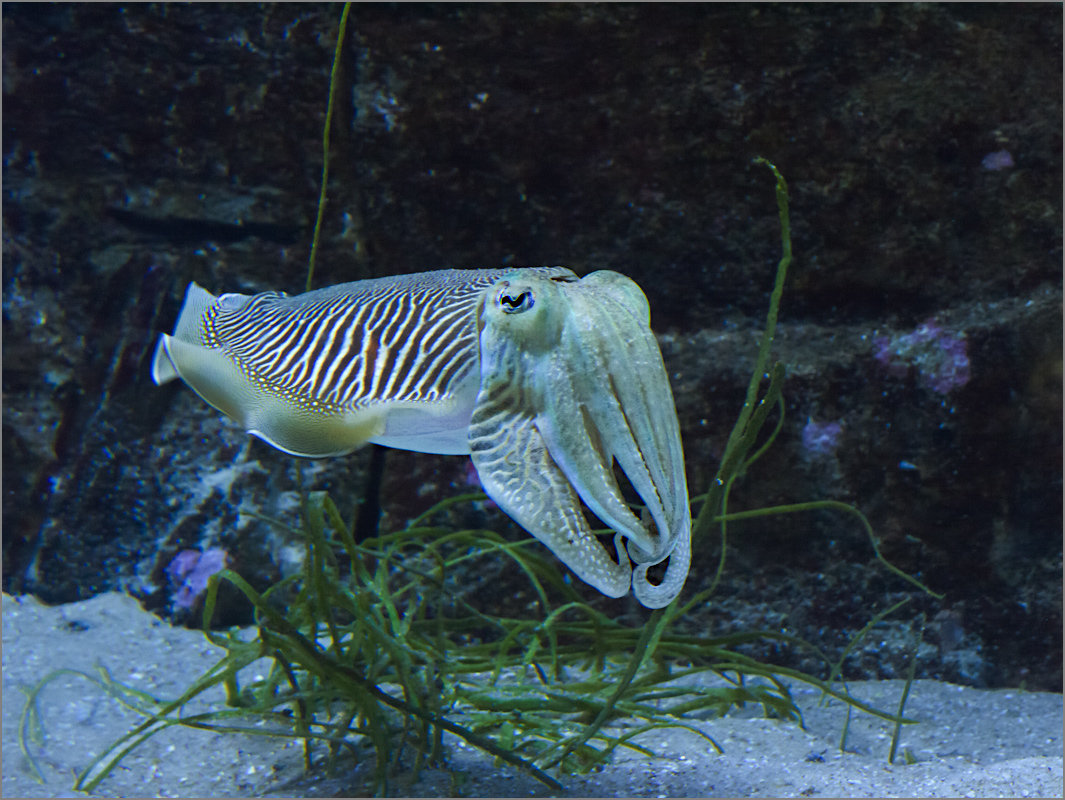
{"left": 2, "top": 3, "right": 1061, "bottom": 797}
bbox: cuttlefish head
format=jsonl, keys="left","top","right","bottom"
{"left": 469, "top": 270, "right": 691, "bottom": 608}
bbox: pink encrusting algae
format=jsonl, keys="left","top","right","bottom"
{"left": 873, "top": 318, "right": 971, "bottom": 395}
{"left": 166, "top": 548, "right": 228, "bottom": 609}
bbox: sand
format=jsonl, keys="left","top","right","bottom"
{"left": 3, "top": 592, "right": 1061, "bottom": 798}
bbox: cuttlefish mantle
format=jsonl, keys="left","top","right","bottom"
{"left": 152, "top": 267, "right": 691, "bottom": 608}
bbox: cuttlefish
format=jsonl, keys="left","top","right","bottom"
{"left": 152, "top": 268, "right": 690, "bottom": 608}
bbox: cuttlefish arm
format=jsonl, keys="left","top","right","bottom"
{"left": 470, "top": 271, "right": 691, "bottom": 608}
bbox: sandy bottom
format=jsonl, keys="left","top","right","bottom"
{"left": 3, "top": 592, "right": 1061, "bottom": 798}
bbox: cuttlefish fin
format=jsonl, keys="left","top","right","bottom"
{"left": 151, "top": 282, "right": 218, "bottom": 386}
{"left": 468, "top": 379, "right": 632, "bottom": 599}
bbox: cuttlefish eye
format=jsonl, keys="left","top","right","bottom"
{"left": 499, "top": 289, "right": 534, "bottom": 314}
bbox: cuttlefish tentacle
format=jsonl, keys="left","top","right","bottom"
{"left": 473, "top": 270, "right": 691, "bottom": 608}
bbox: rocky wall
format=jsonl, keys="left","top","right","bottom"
{"left": 3, "top": 4, "right": 1060, "bottom": 688}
